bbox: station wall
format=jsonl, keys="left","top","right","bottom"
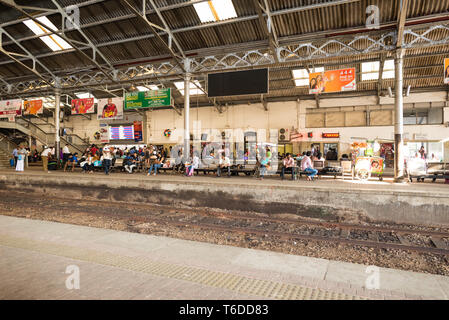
{"left": 30, "top": 91, "right": 449, "bottom": 160}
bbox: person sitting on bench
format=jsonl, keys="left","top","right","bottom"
{"left": 281, "top": 153, "right": 295, "bottom": 180}
{"left": 148, "top": 151, "right": 164, "bottom": 176}
{"left": 217, "top": 154, "right": 231, "bottom": 177}
{"left": 80, "top": 152, "right": 94, "bottom": 174}
{"left": 301, "top": 151, "right": 318, "bottom": 181}
{"left": 124, "top": 153, "right": 137, "bottom": 173}
{"left": 64, "top": 153, "right": 78, "bottom": 172}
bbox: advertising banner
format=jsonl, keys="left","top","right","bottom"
{"left": 99, "top": 123, "right": 109, "bottom": 143}
{"left": 97, "top": 97, "right": 123, "bottom": 120}
{"left": 133, "top": 121, "right": 143, "bottom": 142}
{"left": 309, "top": 68, "right": 356, "bottom": 94}
{"left": 0, "top": 99, "right": 22, "bottom": 117}
{"left": 71, "top": 98, "right": 95, "bottom": 114}
{"left": 445, "top": 58, "right": 449, "bottom": 84}
{"left": 23, "top": 99, "right": 43, "bottom": 115}
{"left": 124, "top": 89, "right": 171, "bottom": 110}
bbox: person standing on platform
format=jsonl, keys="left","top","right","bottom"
{"left": 62, "top": 144, "right": 70, "bottom": 166}
{"left": 15, "top": 146, "right": 27, "bottom": 172}
{"left": 102, "top": 143, "right": 113, "bottom": 175}
{"left": 12, "top": 147, "right": 18, "bottom": 167}
{"left": 41, "top": 146, "right": 52, "bottom": 172}
{"left": 259, "top": 156, "right": 270, "bottom": 180}
{"left": 419, "top": 146, "right": 426, "bottom": 160}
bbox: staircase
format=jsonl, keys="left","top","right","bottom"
{"left": 0, "top": 152, "right": 11, "bottom": 168}
{"left": 0, "top": 131, "right": 16, "bottom": 169}
{"left": 0, "top": 118, "right": 89, "bottom": 154}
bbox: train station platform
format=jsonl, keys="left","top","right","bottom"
{"left": 1, "top": 168, "right": 449, "bottom": 227}
{"left": 1, "top": 215, "right": 448, "bottom": 300}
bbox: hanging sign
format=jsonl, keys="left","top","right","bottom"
{"left": 23, "top": 99, "right": 43, "bottom": 115}
{"left": 322, "top": 133, "right": 340, "bottom": 139}
{"left": 97, "top": 97, "right": 123, "bottom": 120}
{"left": 444, "top": 58, "right": 449, "bottom": 84}
{"left": 133, "top": 121, "right": 143, "bottom": 142}
{"left": 99, "top": 123, "right": 109, "bottom": 143}
{"left": 124, "top": 89, "right": 172, "bottom": 110}
{"left": 0, "top": 99, "right": 22, "bottom": 117}
{"left": 309, "top": 68, "right": 356, "bottom": 94}
{"left": 71, "top": 98, "right": 95, "bottom": 114}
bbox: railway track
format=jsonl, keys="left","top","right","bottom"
{"left": 1, "top": 191, "right": 448, "bottom": 257}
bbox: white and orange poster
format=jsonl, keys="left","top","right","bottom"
{"left": 71, "top": 98, "right": 94, "bottom": 114}
{"left": 309, "top": 68, "right": 356, "bottom": 94}
{"left": 0, "top": 99, "right": 22, "bottom": 117}
{"left": 23, "top": 99, "right": 43, "bottom": 115}
{"left": 444, "top": 58, "right": 449, "bottom": 84}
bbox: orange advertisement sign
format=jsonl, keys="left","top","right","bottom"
{"left": 71, "top": 98, "right": 95, "bottom": 114}
{"left": 309, "top": 68, "right": 356, "bottom": 94}
{"left": 445, "top": 58, "right": 449, "bottom": 84}
{"left": 23, "top": 99, "right": 43, "bottom": 115}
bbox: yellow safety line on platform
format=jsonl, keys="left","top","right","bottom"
{"left": 0, "top": 234, "right": 366, "bottom": 300}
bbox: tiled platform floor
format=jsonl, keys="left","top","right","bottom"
{"left": 1, "top": 215, "right": 448, "bottom": 300}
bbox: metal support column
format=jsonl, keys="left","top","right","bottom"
{"left": 394, "top": 49, "right": 405, "bottom": 182}
{"left": 184, "top": 73, "right": 191, "bottom": 162}
{"left": 54, "top": 87, "right": 61, "bottom": 164}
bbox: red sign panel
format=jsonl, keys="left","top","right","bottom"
{"left": 322, "top": 133, "right": 340, "bottom": 138}
{"left": 71, "top": 98, "right": 95, "bottom": 114}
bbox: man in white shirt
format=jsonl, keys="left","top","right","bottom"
{"left": 62, "top": 144, "right": 70, "bottom": 165}
{"left": 217, "top": 154, "right": 231, "bottom": 177}
{"left": 41, "top": 146, "right": 52, "bottom": 172}
{"left": 102, "top": 143, "right": 113, "bottom": 175}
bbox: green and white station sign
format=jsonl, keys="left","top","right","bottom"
{"left": 124, "top": 88, "right": 172, "bottom": 110}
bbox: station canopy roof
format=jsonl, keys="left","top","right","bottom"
{"left": 0, "top": 0, "right": 449, "bottom": 109}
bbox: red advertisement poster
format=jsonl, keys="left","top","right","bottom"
{"left": 71, "top": 98, "right": 95, "bottom": 114}
{"left": 309, "top": 68, "right": 356, "bottom": 94}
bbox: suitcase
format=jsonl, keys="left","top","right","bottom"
{"left": 10, "top": 158, "right": 14, "bottom": 167}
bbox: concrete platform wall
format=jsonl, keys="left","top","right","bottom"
{"left": 1, "top": 173, "right": 449, "bottom": 227}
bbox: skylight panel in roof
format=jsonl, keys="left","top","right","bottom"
{"left": 75, "top": 92, "right": 98, "bottom": 103}
{"left": 361, "top": 60, "right": 394, "bottom": 81}
{"left": 136, "top": 86, "right": 149, "bottom": 91}
{"left": 382, "top": 60, "right": 395, "bottom": 79}
{"left": 23, "top": 16, "right": 72, "bottom": 52}
{"left": 212, "top": 0, "right": 237, "bottom": 20}
{"left": 193, "top": 0, "right": 237, "bottom": 23}
{"left": 292, "top": 67, "right": 324, "bottom": 87}
{"left": 149, "top": 85, "right": 159, "bottom": 90}
{"left": 193, "top": 2, "right": 216, "bottom": 23}
{"left": 174, "top": 80, "right": 204, "bottom": 95}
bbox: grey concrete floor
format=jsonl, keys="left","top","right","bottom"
{"left": 0, "top": 215, "right": 448, "bottom": 300}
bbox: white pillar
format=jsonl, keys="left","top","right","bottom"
{"left": 55, "top": 87, "right": 61, "bottom": 164}
{"left": 184, "top": 73, "right": 191, "bottom": 162}
{"left": 394, "top": 49, "right": 405, "bottom": 182}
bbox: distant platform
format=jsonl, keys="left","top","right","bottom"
{"left": 1, "top": 168, "right": 449, "bottom": 226}
{"left": 1, "top": 215, "right": 448, "bottom": 300}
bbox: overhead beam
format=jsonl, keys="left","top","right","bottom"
{"left": 2, "top": 11, "right": 448, "bottom": 68}
{"left": 147, "top": 0, "right": 186, "bottom": 59}
{"left": 396, "top": 0, "right": 410, "bottom": 48}
{"left": 253, "top": 0, "right": 278, "bottom": 62}
{"left": 376, "top": 53, "right": 387, "bottom": 104}
{"left": 0, "top": 0, "right": 117, "bottom": 84}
